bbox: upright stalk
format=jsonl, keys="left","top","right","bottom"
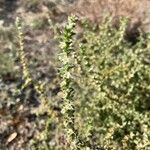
{"left": 59, "top": 15, "right": 78, "bottom": 149}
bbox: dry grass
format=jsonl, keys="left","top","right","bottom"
{"left": 63, "top": 0, "right": 140, "bottom": 22}
{"left": 59, "top": 0, "right": 144, "bottom": 44}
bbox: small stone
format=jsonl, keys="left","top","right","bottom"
{"left": 7, "top": 132, "right": 17, "bottom": 143}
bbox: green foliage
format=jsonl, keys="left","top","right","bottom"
{"left": 14, "top": 15, "right": 150, "bottom": 149}
{"left": 15, "top": 17, "right": 46, "bottom": 101}
{"left": 15, "top": 17, "right": 59, "bottom": 150}
{"left": 59, "top": 16, "right": 150, "bottom": 149}
{"left": 59, "top": 15, "right": 79, "bottom": 150}
{"left": 15, "top": 17, "right": 32, "bottom": 91}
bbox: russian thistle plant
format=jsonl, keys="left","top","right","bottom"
{"left": 59, "top": 16, "right": 150, "bottom": 149}
{"left": 15, "top": 17, "right": 47, "bottom": 104}
{"left": 15, "top": 15, "right": 150, "bottom": 149}
{"left": 15, "top": 17, "right": 32, "bottom": 92}
{"left": 59, "top": 15, "right": 79, "bottom": 149}
{"left": 15, "top": 17, "right": 57, "bottom": 149}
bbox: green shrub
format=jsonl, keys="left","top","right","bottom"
{"left": 59, "top": 16, "right": 150, "bottom": 149}
{"left": 15, "top": 15, "right": 150, "bottom": 149}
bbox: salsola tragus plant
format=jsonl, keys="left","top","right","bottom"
{"left": 15, "top": 14, "right": 150, "bottom": 149}
{"left": 15, "top": 17, "right": 58, "bottom": 149}
{"left": 59, "top": 15, "right": 79, "bottom": 149}
{"left": 15, "top": 17, "right": 48, "bottom": 107}
{"left": 15, "top": 17, "right": 32, "bottom": 92}
{"left": 59, "top": 16, "right": 150, "bottom": 149}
